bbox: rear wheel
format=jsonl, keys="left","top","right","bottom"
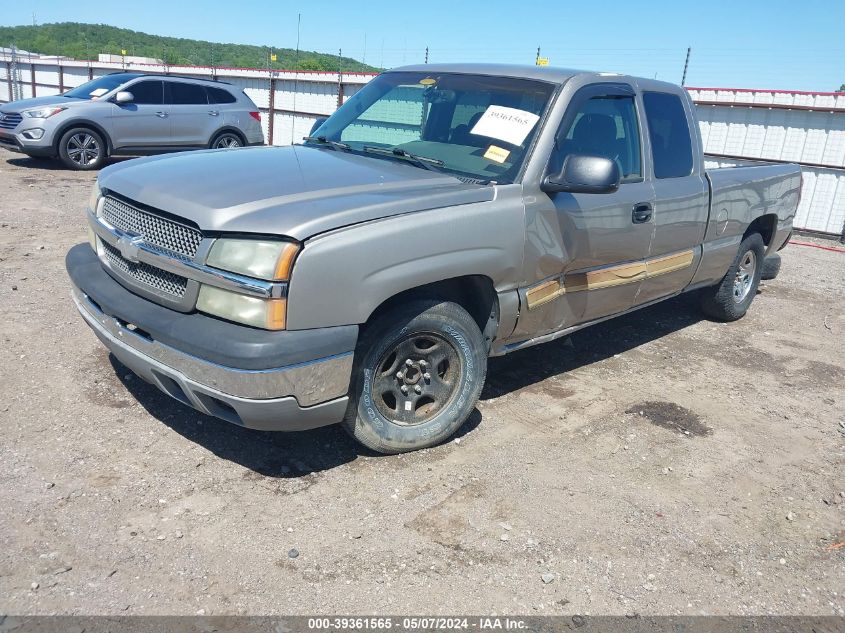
{"left": 700, "top": 233, "right": 765, "bottom": 321}
{"left": 343, "top": 300, "right": 487, "bottom": 454}
{"left": 210, "top": 131, "right": 243, "bottom": 149}
{"left": 57, "top": 127, "right": 105, "bottom": 170}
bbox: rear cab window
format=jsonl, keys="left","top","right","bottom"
{"left": 642, "top": 92, "right": 694, "bottom": 179}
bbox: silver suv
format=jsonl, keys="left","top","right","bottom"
{"left": 0, "top": 72, "right": 264, "bottom": 170}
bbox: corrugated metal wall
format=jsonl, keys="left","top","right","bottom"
{"left": 2, "top": 59, "right": 843, "bottom": 237}
{"left": 0, "top": 58, "right": 372, "bottom": 146}
{"left": 689, "top": 87, "right": 845, "bottom": 237}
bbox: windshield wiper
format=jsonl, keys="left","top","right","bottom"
{"left": 362, "top": 146, "right": 445, "bottom": 172}
{"left": 303, "top": 136, "right": 351, "bottom": 152}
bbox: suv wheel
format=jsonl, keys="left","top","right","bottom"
{"left": 343, "top": 300, "right": 488, "bottom": 454}
{"left": 57, "top": 127, "right": 105, "bottom": 170}
{"left": 700, "top": 232, "right": 765, "bottom": 321}
{"left": 210, "top": 131, "right": 243, "bottom": 149}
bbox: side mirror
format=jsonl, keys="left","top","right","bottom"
{"left": 541, "top": 154, "right": 620, "bottom": 194}
{"left": 114, "top": 91, "right": 134, "bottom": 104}
{"left": 309, "top": 117, "right": 328, "bottom": 136}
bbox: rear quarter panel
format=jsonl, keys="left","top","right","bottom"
{"left": 690, "top": 163, "right": 801, "bottom": 287}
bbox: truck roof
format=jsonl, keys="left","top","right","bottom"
{"left": 390, "top": 63, "right": 684, "bottom": 93}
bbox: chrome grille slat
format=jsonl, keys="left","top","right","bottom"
{"left": 102, "top": 241, "right": 188, "bottom": 298}
{"left": 101, "top": 196, "right": 202, "bottom": 260}
{"left": 0, "top": 112, "right": 23, "bottom": 130}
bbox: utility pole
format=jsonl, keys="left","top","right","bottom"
{"left": 681, "top": 47, "right": 691, "bottom": 86}
{"left": 295, "top": 13, "right": 301, "bottom": 65}
{"left": 536, "top": 46, "right": 540, "bottom": 65}
{"left": 337, "top": 48, "right": 344, "bottom": 108}
{"left": 424, "top": 46, "right": 429, "bottom": 64}
{"left": 9, "top": 44, "right": 23, "bottom": 102}
{"left": 291, "top": 13, "right": 302, "bottom": 144}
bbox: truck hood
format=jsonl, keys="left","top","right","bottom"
{"left": 97, "top": 146, "right": 495, "bottom": 241}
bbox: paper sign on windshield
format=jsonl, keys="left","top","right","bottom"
{"left": 470, "top": 106, "right": 540, "bottom": 146}
{"left": 89, "top": 88, "right": 109, "bottom": 97}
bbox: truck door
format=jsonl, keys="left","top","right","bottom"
{"left": 634, "top": 90, "right": 709, "bottom": 305}
{"left": 515, "top": 83, "right": 654, "bottom": 337}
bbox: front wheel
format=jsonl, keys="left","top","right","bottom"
{"left": 700, "top": 232, "right": 765, "bottom": 321}
{"left": 57, "top": 127, "right": 106, "bottom": 170}
{"left": 343, "top": 300, "right": 488, "bottom": 454}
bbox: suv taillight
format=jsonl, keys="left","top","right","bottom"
{"left": 249, "top": 112, "right": 260, "bottom": 122}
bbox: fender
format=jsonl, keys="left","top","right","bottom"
{"left": 285, "top": 185, "right": 527, "bottom": 331}
{"left": 52, "top": 118, "right": 114, "bottom": 156}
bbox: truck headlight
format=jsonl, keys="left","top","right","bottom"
{"left": 88, "top": 182, "right": 101, "bottom": 212}
{"left": 87, "top": 182, "right": 101, "bottom": 251}
{"left": 200, "top": 238, "right": 298, "bottom": 329}
{"left": 206, "top": 239, "right": 299, "bottom": 281}
{"left": 196, "top": 286, "right": 287, "bottom": 330}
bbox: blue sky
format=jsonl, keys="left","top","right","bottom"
{"left": 5, "top": 0, "right": 844, "bottom": 92}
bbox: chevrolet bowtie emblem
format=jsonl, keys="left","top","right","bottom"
{"left": 116, "top": 234, "right": 144, "bottom": 263}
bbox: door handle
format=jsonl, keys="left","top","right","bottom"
{"left": 632, "top": 202, "right": 653, "bottom": 224}
{"left": 208, "top": 110, "right": 220, "bottom": 116}
{"left": 155, "top": 111, "right": 168, "bottom": 118}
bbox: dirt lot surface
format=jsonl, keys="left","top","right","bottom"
{"left": 0, "top": 150, "right": 843, "bottom": 616}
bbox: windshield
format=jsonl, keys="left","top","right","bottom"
{"left": 62, "top": 74, "right": 140, "bottom": 100}
{"left": 309, "top": 72, "right": 557, "bottom": 184}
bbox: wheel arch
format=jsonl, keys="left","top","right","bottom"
{"left": 209, "top": 126, "right": 247, "bottom": 147}
{"left": 364, "top": 275, "right": 500, "bottom": 351}
{"left": 52, "top": 119, "right": 114, "bottom": 156}
{"left": 743, "top": 213, "right": 778, "bottom": 253}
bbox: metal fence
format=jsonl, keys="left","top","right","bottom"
{"left": 0, "top": 57, "right": 374, "bottom": 146}
{"left": 2, "top": 58, "right": 843, "bottom": 239}
{"left": 691, "top": 87, "right": 845, "bottom": 239}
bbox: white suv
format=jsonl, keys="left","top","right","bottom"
{"left": 0, "top": 72, "right": 265, "bottom": 170}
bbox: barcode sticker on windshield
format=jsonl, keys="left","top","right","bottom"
{"left": 484, "top": 145, "right": 511, "bottom": 164}
{"left": 470, "top": 106, "right": 540, "bottom": 146}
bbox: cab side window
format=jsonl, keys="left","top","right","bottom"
{"left": 642, "top": 92, "right": 694, "bottom": 179}
{"left": 126, "top": 80, "right": 164, "bottom": 105}
{"left": 551, "top": 95, "right": 642, "bottom": 181}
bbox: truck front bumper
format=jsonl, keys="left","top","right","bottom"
{"left": 66, "top": 244, "right": 356, "bottom": 432}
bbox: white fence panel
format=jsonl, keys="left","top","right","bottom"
{"left": 1, "top": 59, "right": 842, "bottom": 236}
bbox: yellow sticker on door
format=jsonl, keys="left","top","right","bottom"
{"left": 484, "top": 145, "right": 511, "bottom": 164}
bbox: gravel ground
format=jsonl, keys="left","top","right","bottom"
{"left": 0, "top": 151, "right": 843, "bottom": 616}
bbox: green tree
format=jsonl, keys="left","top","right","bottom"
{"left": 0, "top": 22, "right": 378, "bottom": 73}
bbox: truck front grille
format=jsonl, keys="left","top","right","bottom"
{"left": 0, "top": 112, "right": 23, "bottom": 130}
{"left": 101, "top": 196, "right": 202, "bottom": 260}
{"left": 102, "top": 241, "right": 188, "bottom": 298}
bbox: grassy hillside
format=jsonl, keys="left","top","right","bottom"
{"left": 0, "top": 22, "right": 378, "bottom": 72}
